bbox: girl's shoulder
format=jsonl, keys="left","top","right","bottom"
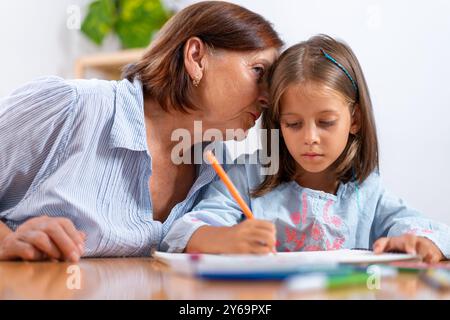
{"left": 220, "top": 148, "right": 269, "bottom": 188}
{"left": 340, "top": 170, "right": 384, "bottom": 200}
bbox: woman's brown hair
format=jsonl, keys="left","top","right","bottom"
{"left": 253, "top": 34, "right": 379, "bottom": 197}
{"left": 123, "top": 1, "right": 283, "bottom": 113}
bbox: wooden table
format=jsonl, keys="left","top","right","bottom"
{"left": 0, "top": 258, "right": 449, "bottom": 300}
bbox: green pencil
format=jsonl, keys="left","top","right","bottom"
{"left": 287, "top": 272, "right": 370, "bottom": 292}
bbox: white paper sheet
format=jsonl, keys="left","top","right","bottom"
{"left": 153, "top": 250, "right": 418, "bottom": 276}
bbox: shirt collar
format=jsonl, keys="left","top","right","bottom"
{"left": 109, "top": 78, "right": 148, "bottom": 152}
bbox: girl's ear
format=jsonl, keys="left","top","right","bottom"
{"left": 350, "top": 104, "right": 361, "bottom": 135}
{"left": 184, "top": 37, "right": 207, "bottom": 83}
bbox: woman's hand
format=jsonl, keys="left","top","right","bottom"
{"left": 186, "top": 219, "right": 276, "bottom": 254}
{"left": 373, "top": 234, "right": 445, "bottom": 263}
{"left": 0, "top": 216, "right": 85, "bottom": 262}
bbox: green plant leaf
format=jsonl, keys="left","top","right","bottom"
{"left": 115, "top": 0, "right": 171, "bottom": 48}
{"left": 81, "top": 0, "right": 117, "bottom": 45}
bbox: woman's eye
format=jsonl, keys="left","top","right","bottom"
{"left": 319, "top": 120, "right": 336, "bottom": 128}
{"left": 253, "top": 66, "right": 265, "bottom": 78}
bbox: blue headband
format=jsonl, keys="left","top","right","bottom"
{"left": 320, "top": 49, "right": 358, "bottom": 93}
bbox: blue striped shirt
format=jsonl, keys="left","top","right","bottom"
{"left": 0, "top": 76, "right": 218, "bottom": 257}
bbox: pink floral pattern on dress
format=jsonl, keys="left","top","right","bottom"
{"left": 290, "top": 192, "right": 308, "bottom": 225}
{"left": 276, "top": 192, "right": 347, "bottom": 252}
{"left": 303, "top": 245, "right": 322, "bottom": 251}
{"left": 301, "top": 193, "right": 308, "bottom": 224}
{"left": 323, "top": 199, "right": 342, "bottom": 228}
{"left": 290, "top": 212, "right": 302, "bottom": 225}
{"left": 406, "top": 228, "right": 434, "bottom": 235}
{"left": 326, "top": 237, "right": 345, "bottom": 250}
{"left": 311, "top": 221, "right": 324, "bottom": 241}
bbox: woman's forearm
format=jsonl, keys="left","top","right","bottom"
{"left": 0, "top": 220, "right": 13, "bottom": 243}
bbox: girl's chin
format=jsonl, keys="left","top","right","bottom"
{"left": 297, "top": 162, "right": 331, "bottom": 174}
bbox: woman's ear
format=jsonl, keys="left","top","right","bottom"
{"left": 184, "top": 37, "right": 207, "bottom": 83}
{"left": 350, "top": 104, "right": 361, "bottom": 135}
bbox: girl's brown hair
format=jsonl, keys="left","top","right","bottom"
{"left": 123, "top": 1, "right": 283, "bottom": 113}
{"left": 253, "top": 34, "right": 379, "bottom": 197}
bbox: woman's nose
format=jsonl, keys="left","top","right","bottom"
{"left": 258, "top": 95, "right": 269, "bottom": 108}
{"left": 257, "top": 84, "right": 269, "bottom": 107}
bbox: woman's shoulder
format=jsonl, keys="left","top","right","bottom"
{"left": 0, "top": 76, "right": 78, "bottom": 126}
{"left": 8, "top": 75, "right": 75, "bottom": 94}
{"left": 3, "top": 76, "right": 76, "bottom": 108}
{"left": 3, "top": 76, "right": 118, "bottom": 115}
{"left": 67, "top": 77, "right": 118, "bottom": 99}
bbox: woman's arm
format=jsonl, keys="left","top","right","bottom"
{"left": 0, "top": 221, "right": 13, "bottom": 243}
{"left": 0, "top": 216, "right": 85, "bottom": 262}
{"left": 0, "top": 76, "right": 76, "bottom": 210}
{"left": 0, "top": 77, "right": 85, "bottom": 262}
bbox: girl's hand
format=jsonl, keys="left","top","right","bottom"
{"left": 0, "top": 216, "right": 86, "bottom": 262}
{"left": 186, "top": 219, "right": 276, "bottom": 254}
{"left": 373, "top": 234, "right": 445, "bottom": 263}
{"left": 224, "top": 219, "right": 277, "bottom": 254}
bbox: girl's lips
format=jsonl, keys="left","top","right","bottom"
{"left": 301, "top": 153, "right": 324, "bottom": 160}
{"left": 302, "top": 153, "right": 323, "bottom": 157}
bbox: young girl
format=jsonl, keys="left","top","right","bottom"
{"left": 161, "top": 35, "right": 449, "bottom": 263}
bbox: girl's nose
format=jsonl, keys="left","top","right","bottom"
{"left": 303, "top": 124, "right": 320, "bottom": 145}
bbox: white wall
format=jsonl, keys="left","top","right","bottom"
{"left": 178, "top": 0, "right": 450, "bottom": 225}
{"left": 1, "top": 0, "right": 449, "bottom": 225}
{"left": 0, "top": 0, "right": 120, "bottom": 97}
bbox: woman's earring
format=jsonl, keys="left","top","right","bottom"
{"left": 192, "top": 76, "right": 201, "bottom": 87}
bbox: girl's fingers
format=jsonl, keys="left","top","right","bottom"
{"left": 248, "top": 229, "right": 276, "bottom": 249}
{"left": 17, "top": 230, "right": 62, "bottom": 260}
{"left": 375, "top": 236, "right": 444, "bottom": 263}
{"left": 417, "top": 239, "right": 443, "bottom": 263}
{"left": 428, "top": 253, "right": 442, "bottom": 264}
{"left": 259, "top": 222, "right": 276, "bottom": 233}
{"left": 373, "top": 237, "right": 390, "bottom": 254}
{"left": 249, "top": 220, "right": 276, "bottom": 232}
{"left": 397, "top": 235, "right": 417, "bottom": 255}
{"left": 249, "top": 241, "right": 273, "bottom": 254}
{"left": 378, "top": 235, "right": 417, "bottom": 255}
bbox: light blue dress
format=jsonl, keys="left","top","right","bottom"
{"left": 0, "top": 76, "right": 218, "bottom": 257}
{"left": 162, "top": 155, "right": 450, "bottom": 259}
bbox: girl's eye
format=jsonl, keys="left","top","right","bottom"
{"left": 318, "top": 120, "right": 336, "bottom": 128}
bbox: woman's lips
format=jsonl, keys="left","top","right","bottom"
{"left": 249, "top": 112, "right": 261, "bottom": 122}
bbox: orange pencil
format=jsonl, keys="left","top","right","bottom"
{"left": 205, "top": 151, "right": 254, "bottom": 220}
